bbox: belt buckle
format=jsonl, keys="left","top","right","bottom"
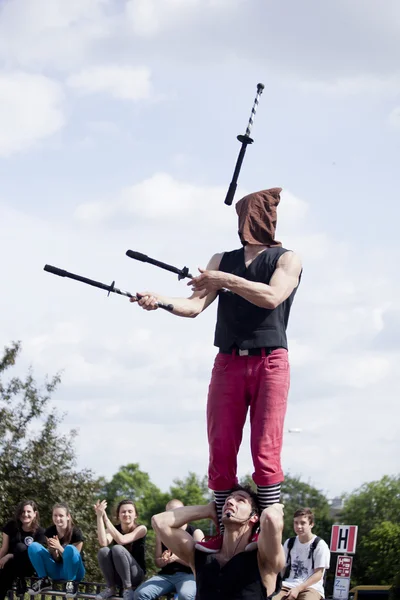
{"left": 238, "top": 349, "right": 249, "bottom": 356}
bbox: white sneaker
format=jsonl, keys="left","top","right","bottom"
{"left": 96, "top": 588, "right": 116, "bottom": 600}
{"left": 65, "top": 582, "right": 79, "bottom": 599}
{"left": 28, "top": 578, "right": 52, "bottom": 596}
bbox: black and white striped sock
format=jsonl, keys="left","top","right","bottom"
{"left": 257, "top": 483, "right": 282, "bottom": 511}
{"left": 214, "top": 490, "right": 231, "bottom": 532}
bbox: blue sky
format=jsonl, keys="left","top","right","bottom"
{"left": 0, "top": 0, "right": 399, "bottom": 498}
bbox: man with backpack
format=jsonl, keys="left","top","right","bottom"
{"left": 276, "top": 508, "right": 330, "bottom": 600}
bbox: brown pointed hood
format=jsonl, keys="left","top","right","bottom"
{"left": 235, "top": 187, "right": 282, "bottom": 246}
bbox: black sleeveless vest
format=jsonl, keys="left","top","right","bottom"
{"left": 214, "top": 247, "right": 299, "bottom": 350}
{"left": 194, "top": 548, "right": 279, "bottom": 600}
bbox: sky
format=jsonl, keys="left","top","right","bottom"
{"left": 0, "top": 0, "right": 399, "bottom": 500}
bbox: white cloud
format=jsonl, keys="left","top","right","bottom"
{"left": 67, "top": 65, "right": 152, "bottom": 100}
{"left": 125, "top": 0, "right": 238, "bottom": 37}
{"left": 388, "top": 106, "right": 400, "bottom": 130}
{"left": 125, "top": 0, "right": 160, "bottom": 37}
{"left": 0, "top": 0, "right": 110, "bottom": 70}
{"left": 297, "top": 75, "right": 400, "bottom": 96}
{"left": 74, "top": 174, "right": 308, "bottom": 239}
{"left": 276, "top": 190, "right": 309, "bottom": 230}
{"left": 0, "top": 71, "right": 65, "bottom": 156}
{"left": 0, "top": 0, "right": 399, "bottom": 498}
{"left": 74, "top": 172, "right": 235, "bottom": 227}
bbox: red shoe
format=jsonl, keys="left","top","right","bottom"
{"left": 195, "top": 532, "right": 223, "bottom": 553}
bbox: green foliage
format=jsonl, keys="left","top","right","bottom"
{"left": 341, "top": 475, "right": 400, "bottom": 538}
{"left": 362, "top": 522, "right": 400, "bottom": 585}
{"left": 100, "top": 462, "right": 169, "bottom": 527}
{"left": 280, "top": 475, "right": 333, "bottom": 542}
{"left": 390, "top": 570, "right": 400, "bottom": 600}
{"left": 169, "top": 472, "right": 210, "bottom": 506}
{"left": 238, "top": 473, "right": 257, "bottom": 491}
{"left": 0, "top": 342, "right": 102, "bottom": 581}
{"left": 341, "top": 475, "right": 400, "bottom": 585}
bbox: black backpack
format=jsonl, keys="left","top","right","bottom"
{"left": 283, "top": 536, "right": 321, "bottom": 581}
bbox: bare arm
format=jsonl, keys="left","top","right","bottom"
{"left": 166, "top": 528, "right": 205, "bottom": 568}
{"left": 190, "top": 251, "right": 302, "bottom": 310}
{"left": 97, "top": 514, "right": 113, "bottom": 547}
{"left": 133, "top": 253, "right": 223, "bottom": 317}
{"left": 152, "top": 504, "right": 215, "bottom": 569}
{"left": 0, "top": 534, "right": 9, "bottom": 560}
{"left": 94, "top": 501, "right": 113, "bottom": 547}
{"left": 154, "top": 534, "right": 170, "bottom": 569}
{"left": 258, "top": 504, "right": 286, "bottom": 596}
{"left": 104, "top": 515, "right": 147, "bottom": 546}
{"left": 0, "top": 534, "right": 13, "bottom": 567}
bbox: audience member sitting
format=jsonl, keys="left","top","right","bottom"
{"left": 95, "top": 499, "right": 147, "bottom": 600}
{"left": 28, "top": 502, "right": 85, "bottom": 598}
{"left": 134, "top": 499, "right": 203, "bottom": 600}
{"left": 0, "top": 500, "right": 45, "bottom": 600}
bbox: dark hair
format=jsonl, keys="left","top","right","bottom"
{"left": 116, "top": 500, "right": 138, "bottom": 524}
{"left": 14, "top": 500, "right": 40, "bottom": 533}
{"left": 52, "top": 502, "right": 74, "bottom": 545}
{"left": 230, "top": 484, "right": 261, "bottom": 517}
{"left": 293, "top": 507, "right": 314, "bottom": 524}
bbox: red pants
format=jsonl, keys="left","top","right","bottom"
{"left": 207, "top": 348, "right": 290, "bottom": 490}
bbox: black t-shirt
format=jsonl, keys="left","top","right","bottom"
{"left": 159, "top": 524, "right": 196, "bottom": 576}
{"left": 114, "top": 524, "right": 146, "bottom": 573}
{"left": 2, "top": 520, "right": 46, "bottom": 553}
{"left": 194, "top": 548, "right": 281, "bottom": 600}
{"left": 45, "top": 525, "right": 84, "bottom": 547}
{"left": 45, "top": 525, "right": 85, "bottom": 562}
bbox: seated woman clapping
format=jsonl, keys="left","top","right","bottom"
{"left": 95, "top": 499, "right": 147, "bottom": 600}
{"left": 0, "top": 500, "right": 46, "bottom": 600}
{"left": 28, "top": 502, "right": 85, "bottom": 598}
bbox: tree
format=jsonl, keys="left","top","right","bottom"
{"left": 390, "top": 570, "right": 400, "bottom": 600}
{"left": 169, "top": 472, "right": 210, "bottom": 506}
{"left": 362, "top": 522, "right": 400, "bottom": 585}
{"left": 101, "top": 463, "right": 169, "bottom": 527}
{"left": 341, "top": 475, "right": 400, "bottom": 585}
{"left": 0, "top": 342, "right": 102, "bottom": 581}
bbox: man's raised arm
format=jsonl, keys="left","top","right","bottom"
{"left": 258, "top": 504, "right": 286, "bottom": 596}
{"left": 190, "top": 251, "right": 302, "bottom": 310}
{"left": 151, "top": 503, "right": 216, "bottom": 569}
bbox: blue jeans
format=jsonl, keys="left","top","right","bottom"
{"left": 134, "top": 572, "right": 195, "bottom": 600}
{"left": 28, "top": 543, "right": 85, "bottom": 581}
